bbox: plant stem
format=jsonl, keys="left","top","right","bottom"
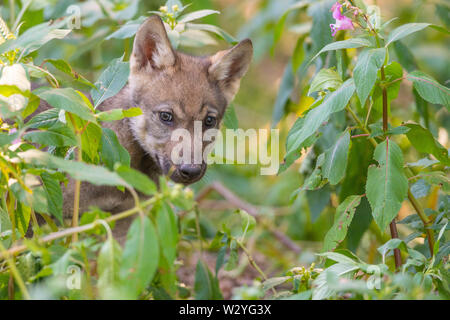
{"left": 9, "top": 0, "right": 15, "bottom": 27}
{"left": 346, "top": 104, "right": 435, "bottom": 266}
{"left": 71, "top": 135, "right": 82, "bottom": 243}
{"left": 0, "top": 241, "right": 30, "bottom": 300}
{"left": 0, "top": 197, "right": 158, "bottom": 260}
{"left": 235, "top": 238, "right": 277, "bottom": 296}
{"left": 379, "top": 59, "right": 402, "bottom": 269}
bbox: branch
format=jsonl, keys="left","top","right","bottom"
{"left": 0, "top": 197, "right": 157, "bottom": 260}
{"left": 195, "top": 182, "right": 302, "bottom": 255}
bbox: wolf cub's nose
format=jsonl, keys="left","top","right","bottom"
{"left": 179, "top": 164, "right": 202, "bottom": 179}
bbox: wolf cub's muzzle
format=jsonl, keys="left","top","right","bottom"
{"left": 171, "top": 163, "right": 206, "bottom": 184}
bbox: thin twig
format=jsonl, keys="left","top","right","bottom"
{"left": 195, "top": 182, "right": 302, "bottom": 254}
{"left": 0, "top": 197, "right": 157, "bottom": 260}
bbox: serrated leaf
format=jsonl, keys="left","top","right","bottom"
{"left": 115, "top": 164, "right": 156, "bottom": 195}
{"left": 156, "top": 202, "right": 178, "bottom": 265}
{"left": 23, "top": 125, "right": 77, "bottom": 147}
{"left": 354, "top": 47, "right": 386, "bottom": 106}
{"left": 322, "top": 195, "right": 363, "bottom": 252}
{"left": 366, "top": 139, "right": 408, "bottom": 231}
{"left": 406, "top": 71, "right": 450, "bottom": 109}
{"left": 106, "top": 16, "right": 147, "bottom": 40}
{"left": 45, "top": 59, "right": 95, "bottom": 88}
{"left": 33, "top": 87, "right": 97, "bottom": 123}
{"left": 26, "top": 108, "right": 60, "bottom": 129}
{"left": 404, "top": 123, "right": 450, "bottom": 166}
{"left": 19, "top": 149, "right": 127, "bottom": 187}
{"left": 97, "top": 237, "right": 122, "bottom": 299}
{"left": 311, "top": 38, "right": 373, "bottom": 62}
{"left": 178, "top": 10, "right": 219, "bottom": 23}
{"left": 322, "top": 130, "right": 351, "bottom": 185}
{"left": 80, "top": 122, "right": 102, "bottom": 162}
{"left": 40, "top": 172, "right": 63, "bottom": 223}
{"left": 308, "top": 68, "right": 342, "bottom": 96}
{"left": 101, "top": 128, "right": 130, "bottom": 170}
{"left": 194, "top": 260, "right": 223, "bottom": 300}
{"left": 283, "top": 79, "right": 355, "bottom": 171}
{"left": 120, "top": 216, "right": 159, "bottom": 296}
{"left": 386, "top": 23, "right": 430, "bottom": 46}
{"left": 91, "top": 57, "right": 130, "bottom": 109}
{"left": 185, "top": 23, "right": 237, "bottom": 44}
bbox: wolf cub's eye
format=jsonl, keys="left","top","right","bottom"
{"left": 204, "top": 115, "right": 217, "bottom": 127}
{"left": 159, "top": 111, "right": 173, "bottom": 123}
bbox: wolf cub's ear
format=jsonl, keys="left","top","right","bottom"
{"left": 130, "top": 16, "right": 175, "bottom": 72}
{"left": 209, "top": 39, "right": 253, "bottom": 102}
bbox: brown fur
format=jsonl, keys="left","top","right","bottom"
{"left": 56, "top": 16, "right": 252, "bottom": 240}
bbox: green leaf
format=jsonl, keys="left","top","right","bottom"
{"left": 16, "top": 202, "right": 31, "bottom": 237}
{"left": 311, "top": 38, "right": 373, "bottom": 62}
{"left": 322, "top": 130, "right": 351, "bottom": 185}
{"left": 0, "top": 18, "right": 71, "bottom": 55}
{"left": 80, "top": 122, "right": 102, "bottom": 162}
{"left": 106, "top": 16, "right": 147, "bottom": 40}
{"left": 19, "top": 149, "right": 127, "bottom": 187}
{"left": 307, "top": 0, "right": 334, "bottom": 59}
{"left": 273, "top": 1, "right": 309, "bottom": 49}
{"left": 101, "top": 128, "right": 131, "bottom": 170}
{"left": 272, "top": 61, "right": 294, "bottom": 126}
{"left": 312, "top": 262, "right": 359, "bottom": 300}
{"left": 184, "top": 23, "right": 237, "bottom": 44}
{"left": 283, "top": 79, "right": 355, "bottom": 171}
{"left": 263, "top": 276, "right": 290, "bottom": 291}
{"left": 97, "top": 237, "right": 123, "bottom": 299}
{"left": 415, "top": 171, "right": 450, "bottom": 193}
{"left": 238, "top": 210, "right": 256, "bottom": 236}
{"left": 178, "top": 10, "right": 219, "bottom": 23}
{"left": 194, "top": 260, "right": 223, "bottom": 300}
{"left": 23, "top": 125, "right": 77, "bottom": 147}
{"left": 353, "top": 47, "right": 386, "bottom": 106}
{"left": 40, "top": 172, "right": 63, "bottom": 224}
{"left": 322, "top": 195, "right": 363, "bottom": 252}
{"left": 96, "top": 107, "right": 142, "bottom": 121}
{"left": 292, "top": 35, "right": 306, "bottom": 73}
{"left": 156, "top": 202, "right": 178, "bottom": 265}
{"left": 406, "top": 71, "right": 450, "bottom": 108}
{"left": 386, "top": 23, "right": 430, "bottom": 46}
{"left": 26, "top": 108, "right": 60, "bottom": 129}
{"left": 120, "top": 216, "right": 159, "bottom": 296}
{"left": 307, "top": 185, "right": 331, "bottom": 222}
{"left": 33, "top": 87, "right": 97, "bottom": 123}
{"left": 91, "top": 57, "right": 130, "bottom": 109}
{"left": 366, "top": 139, "right": 408, "bottom": 231}
{"left": 115, "top": 164, "right": 157, "bottom": 196}
{"left": 393, "top": 41, "right": 417, "bottom": 72}
{"left": 45, "top": 59, "right": 95, "bottom": 89}
{"left": 377, "top": 239, "right": 407, "bottom": 260}
{"left": 308, "top": 68, "right": 343, "bottom": 96}
{"left": 404, "top": 123, "right": 450, "bottom": 166}
{"left": 372, "top": 62, "right": 403, "bottom": 114}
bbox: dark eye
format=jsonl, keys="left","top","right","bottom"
{"left": 204, "top": 115, "right": 217, "bottom": 127}
{"left": 159, "top": 111, "right": 173, "bottom": 123}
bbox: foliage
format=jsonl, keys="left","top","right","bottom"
{"left": 0, "top": 0, "right": 448, "bottom": 300}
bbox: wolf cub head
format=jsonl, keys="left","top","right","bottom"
{"left": 128, "top": 16, "right": 252, "bottom": 184}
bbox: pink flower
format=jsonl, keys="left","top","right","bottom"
{"left": 330, "top": 2, "right": 354, "bottom": 36}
